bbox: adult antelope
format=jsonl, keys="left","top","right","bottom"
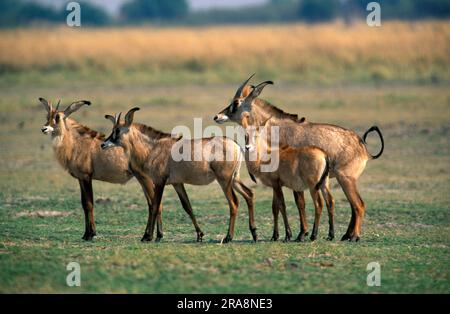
{"left": 242, "top": 113, "right": 334, "bottom": 241}
{"left": 39, "top": 98, "right": 203, "bottom": 242}
{"left": 101, "top": 107, "right": 256, "bottom": 243}
{"left": 214, "top": 76, "right": 384, "bottom": 242}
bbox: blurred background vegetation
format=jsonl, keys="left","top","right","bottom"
{"left": 1, "top": 0, "right": 450, "bottom": 27}
{"left": 0, "top": 0, "right": 449, "bottom": 86}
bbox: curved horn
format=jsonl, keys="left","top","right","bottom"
{"left": 234, "top": 73, "right": 255, "bottom": 99}
{"left": 55, "top": 99, "right": 61, "bottom": 111}
{"left": 116, "top": 112, "right": 122, "bottom": 125}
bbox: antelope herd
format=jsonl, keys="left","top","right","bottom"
{"left": 40, "top": 75, "right": 384, "bottom": 243}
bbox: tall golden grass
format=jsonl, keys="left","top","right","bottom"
{"left": 1, "top": 21, "right": 449, "bottom": 81}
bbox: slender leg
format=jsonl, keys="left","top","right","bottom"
{"left": 341, "top": 210, "right": 356, "bottom": 241}
{"left": 218, "top": 178, "right": 238, "bottom": 243}
{"left": 271, "top": 198, "right": 280, "bottom": 242}
{"left": 309, "top": 189, "right": 324, "bottom": 241}
{"left": 293, "top": 190, "right": 309, "bottom": 242}
{"left": 173, "top": 183, "right": 205, "bottom": 242}
{"left": 135, "top": 174, "right": 165, "bottom": 242}
{"left": 320, "top": 179, "right": 335, "bottom": 241}
{"left": 156, "top": 210, "right": 164, "bottom": 242}
{"left": 233, "top": 179, "right": 257, "bottom": 242}
{"left": 273, "top": 185, "right": 292, "bottom": 242}
{"left": 79, "top": 178, "right": 96, "bottom": 241}
{"left": 142, "top": 183, "right": 165, "bottom": 242}
{"left": 337, "top": 176, "right": 365, "bottom": 242}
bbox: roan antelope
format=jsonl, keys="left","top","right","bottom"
{"left": 101, "top": 107, "right": 256, "bottom": 243}
{"left": 215, "top": 75, "right": 384, "bottom": 242}
{"left": 242, "top": 112, "right": 334, "bottom": 241}
{"left": 39, "top": 98, "right": 203, "bottom": 241}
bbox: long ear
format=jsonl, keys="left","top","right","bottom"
{"left": 248, "top": 81, "right": 273, "bottom": 100}
{"left": 234, "top": 73, "right": 255, "bottom": 99}
{"left": 105, "top": 114, "right": 116, "bottom": 125}
{"left": 241, "top": 85, "right": 254, "bottom": 98}
{"left": 39, "top": 97, "right": 51, "bottom": 113}
{"left": 124, "top": 107, "right": 140, "bottom": 127}
{"left": 63, "top": 100, "right": 91, "bottom": 117}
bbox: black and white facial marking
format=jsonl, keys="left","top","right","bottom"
{"left": 214, "top": 98, "right": 245, "bottom": 124}
{"left": 244, "top": 132, "right": 254, "bottom": 153}
{"left": 101, "top": 125, "right": 123, "bottom": 150}
{"left": 101, "top": 113, "right": 123, "bottom": 150}
{"left": 41, "top": 110, "right": 59, "bottom": 135}
{"left": 40, "top": 98, "right": 62, "bottom": 135}
{"left": 214, "top": 74, "right": 273, "bottom": 126}
{"left": 39, "top": 98, "right": 91, "bottom": 136}
{"left": 101, "top": 108, "right": 139, "bottom": 150}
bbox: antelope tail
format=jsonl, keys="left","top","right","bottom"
{"left": 315, "top": 157, "right": 330, "bottom": 190}
{"left": 363, "top": 126, "right": 384, "bottom": 159}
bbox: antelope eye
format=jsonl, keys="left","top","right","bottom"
{"left": 55, "top": 115, "right": 60, "bottom": 123}
{"left": 115, "top": 129, "right": 120, "bottom": 137}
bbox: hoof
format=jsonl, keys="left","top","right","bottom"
{"left": 197, "top": 231, "right": 204, "bottom": 242}
{"left": 155, "top": 237, "right": 162, "bottom": 243}
{"left": 141, "top": 234, "right": 152, "bottom": 242}
{"left": 349, "top": 235, "right": 360, "bottom": 242}
{"left": 326, "top": 235, "right": 335, "bottom": 241}
{"left": 82, "top": 232, "right": 95, "bottom": 241}
{"left": 222, "top": 234, "right": 233, "bottom": 243}
{"left": 271, "top": 232, "right": 279, "bottom": 242}
{"left": 341, "top": 233, "right": 350, "bottom": 241}
{"left": 310, "top": 234, "right": 317, "bottom": 241}
{"left": 295, "top": 232, "right": 308, "bottom": 242}
{"left": 283, "top": 234, "right": 291, "bottom": 243}
{"left": 251, "top": 228, "right": 258, "bottom": 242}
{"left": 286, "top": 230, "right": 292, "bottom": 239}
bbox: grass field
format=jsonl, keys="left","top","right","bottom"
{"left": 0, "top": 22, "right": 449, "bottom": 293}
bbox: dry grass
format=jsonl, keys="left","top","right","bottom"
{"left": 1, "top": 21, "right": 449, "bottom": 82}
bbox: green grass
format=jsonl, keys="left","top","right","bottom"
{"left": 0, "top": 79, "right": 449, "bottom": 293}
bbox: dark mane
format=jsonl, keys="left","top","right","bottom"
{"left": 255, "top": 99, "right": 301, "bottom": 122}
{"left": 135, "top": 123, "right": 173, "bottom": 140}
{"left": 71, "top": 120, "right": 105, "bottom": 140}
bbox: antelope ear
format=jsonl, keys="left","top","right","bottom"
{"left": 105, "top": 114, "right": 116, "bottom": 124}
{"left": 64, "top": 100, "right": 91, "bottom": 117}
{"left": 124, "top": 107, "right": 140, "bottom": 127}
{"left": 241, "top": 85, "right": 254, "bottom": 98}
{"left": 39, "top": 97, "right": 51, "bottom": 113}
